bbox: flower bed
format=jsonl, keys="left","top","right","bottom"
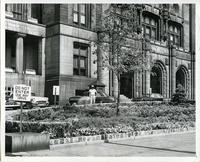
{"left": 6, "top": 103, "right": 195, "bottom": 139}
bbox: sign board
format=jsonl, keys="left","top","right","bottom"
{"left": 53, "top": 86, "right": 59, "bottom": 95}
{"left": 13, "top": 84, "right": 31, "bottom": 102}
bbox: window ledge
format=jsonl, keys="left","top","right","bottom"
{"left": 184, "top": 49, "right": 190, "bottom": 52}
{"left": 150, "top": 40, "right": 163, "bottom": 45}
{"left": 179, "top": 47, "right": 184, "bottom": 51}
{"left": 23, "top": 69, "right": 36, "bottom": 75}
{"left": 27, "top": 17, "right": 38, "bottom": 24}
{"left": 5, "top": 67, "right": 15, "bottom": 73}
{"left": 5, "top": 11, "right": 13, "bottom": 18}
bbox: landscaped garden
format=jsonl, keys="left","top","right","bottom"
{"left": 6, "top": 102, "right": 195, "bottom": 140}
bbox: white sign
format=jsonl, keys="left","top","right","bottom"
{"left": 53, "top": 86, "right": 59, "bottom": 95}
{"left": 13, "top": 84, "right": 31, "bottom": 102}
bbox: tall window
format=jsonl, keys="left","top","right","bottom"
{"left": 142, "top": 13, "right": 159, "bottom": 40}
{"left": 31, "top": 4, "right": 42, "bottom": 23}
{"left": 168, "top": 22, "right": 182, "bottom": 47}
{"left": 12, "top": 4, "right": 23, "bottom": 19}
{"left": 73, "top": 4, "right": 91, "bottom": 28}
{"left": 73, "top": 43, "right": 88, "bottom": 76}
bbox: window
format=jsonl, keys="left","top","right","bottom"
{"left": 31, "top": 4, "right": 42, "bottom": 23}
{"left": 73, "top": 4, "right": 91, "bottom": 28}
{"left": 73, "top": 43, "right": 88, "bottom": 76}
{"left": 168, "top": 22, "right": 182, "bottom": 47}
{"left": 12, "top": 4, "right": 23, "bottom": 19}
{"left": 142, "top": 13, "right": 159, "bottom": 40}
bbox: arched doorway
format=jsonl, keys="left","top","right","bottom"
{"left": 151, "top": 66, "right": 162, "bottom": 94}
{"left": 176, "top": 65, "right": 189, "bottom": 95}
{"left": 176, "top": 68, "right": 185, "bottom": 88}
{"left": 150, "top": 60, "right": 167, "bottom": 97}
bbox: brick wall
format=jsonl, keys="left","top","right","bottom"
{"left": 60, "top": 4, "right": 68, "bottom": 24}
{"left": 96, "top": 4, "right": 102, "bottom": 30}
{"left": 42, "top": 4, "right": 55, "bottom": 25}
{"left": 45, "top": 35, "right": 60, "bottom": 76}
{"left": 190, "top": 4, "right": 195, "bottom": 51}
{"left": 183, "top": 4, "right": 190, "bottom": 51}
{"left": 54, "top": 4, "right": 68, "bottom": 24}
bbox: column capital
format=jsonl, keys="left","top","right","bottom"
{"left": 16, "top": 33, "right": 26, "bottom": 38}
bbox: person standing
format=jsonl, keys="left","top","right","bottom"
{"left": 89, "top": 85, "right": 97, "bottom": 104}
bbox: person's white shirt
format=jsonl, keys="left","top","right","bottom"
{"left": 89, "top": 88, "right": 97, "bottom": 96}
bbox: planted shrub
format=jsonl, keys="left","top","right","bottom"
{"left": 170, "top": 84, "right": 189, "bottom": 105}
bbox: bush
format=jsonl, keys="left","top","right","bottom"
{"left": 170, "top": 84, "right": 195, "bottom": 105}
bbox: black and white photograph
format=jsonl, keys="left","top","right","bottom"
{"left": 1, "top": 1, "right": 200, "bottom": 162}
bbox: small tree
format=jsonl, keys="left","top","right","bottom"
{"left": 92, "top": 4, "right": 154, "bottom": 115}
{"left": 171, "top": 84, "right": 187, "bottom": 105}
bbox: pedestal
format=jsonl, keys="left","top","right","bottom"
{"left": 6, "top": 132, "right": 50, "bottom": 152}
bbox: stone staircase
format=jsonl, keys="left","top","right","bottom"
{"left": 119, "top": 94, "right": 132, "bottom": 103}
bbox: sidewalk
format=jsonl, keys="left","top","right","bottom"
{"left": 6, "top": 131, "right": 195, "bottom": 157}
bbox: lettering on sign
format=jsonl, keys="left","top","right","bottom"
{"left": 13, "top": 85, "right": 31, "bottom": 102}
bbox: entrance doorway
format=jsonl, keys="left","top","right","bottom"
{"left": 120, "top": 73, "right": 133, "bottom": 98}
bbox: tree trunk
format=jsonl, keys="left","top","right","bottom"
{"left": 117, "top": 74, "right": 120, "bottom": 116}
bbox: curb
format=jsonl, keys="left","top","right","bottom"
{"left": 134, "top": 130, "right": 195, "bottom": 139}
{"left": 49, "top": 127, "right": 195, "bottom": 149}
{"left": 50, "top": 140, "right": 105, "bottom": 149}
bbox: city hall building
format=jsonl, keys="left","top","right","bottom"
{"left": 5, "top": 4, "right": 196, "bottom": 105}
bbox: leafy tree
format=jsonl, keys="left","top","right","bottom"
{"left": 92, "top": 4, "right": 154, "bottom": 115}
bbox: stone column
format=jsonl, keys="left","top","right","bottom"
{"left": 191, "top": 52, "right": 195, "bottom": 99}
{"left": 139, "top": 71, "right": 142, "bottom": 97}
{"left": 38, "top": 38, "right": 46, "bottom": 76}
{"left": 135, "top": 71, "right": 139, "bottom": 97}
{"left": 145, "top": 39, "right": 151, "bottom": 95}
{"left": 97, "top": 45, "right": 110, "bottom": 95}
{"left": 27, "top": 4, "right": 32, "bottom": 18}
{"left": 170, "top": 45, "right": 176, "bottom": 97}
{"left": 15, "top": 33, "right": 26, "bottom": 74}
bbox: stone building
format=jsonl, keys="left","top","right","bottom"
{"left": 5, "top": 4, "right": 195, "bottom": 105}
{"left": 5, "top": 4, "right": 46, "bottom": 97}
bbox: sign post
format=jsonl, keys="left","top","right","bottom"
{"left": 13, "top": 84, "right": 31, "bottom": 134}
{"left": 20, "top": 102, "right": 23, "bottom": 133}
{"left": 53, "top": 86, "right": 59, "bottom": 106}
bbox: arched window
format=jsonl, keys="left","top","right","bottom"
{"left": 173, "top": 4, "right": 180, "bottom": 14}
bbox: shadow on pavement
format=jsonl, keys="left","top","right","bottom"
{"left": 107, "top": 142, "right": 195, "bottom": 155}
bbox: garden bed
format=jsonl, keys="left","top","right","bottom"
{"left": 6, "top": 102, "right": 195, "bottom": 142}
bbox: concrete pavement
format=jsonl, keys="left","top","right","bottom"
{"left": 6, "top": 131, "right": 195, "bottom": 157}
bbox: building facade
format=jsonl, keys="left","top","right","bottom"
{"left": 5, "top": 4, "right": 196, "bottom": 105}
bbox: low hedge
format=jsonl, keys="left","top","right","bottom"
{"left": 6, "top": 103, "right": 195, "bottom": 138}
